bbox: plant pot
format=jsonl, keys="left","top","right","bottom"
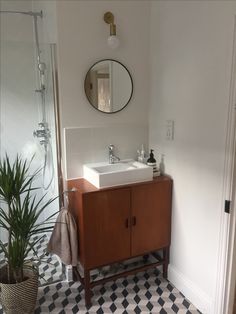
{"left": 0, "top": 266, "right": 39, "bottom": 314}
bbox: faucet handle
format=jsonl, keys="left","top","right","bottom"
{"left": 108, "top": 144, "right": 114, "bottom": 151}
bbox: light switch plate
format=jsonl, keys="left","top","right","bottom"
{"left": 166, "top": 120, "right": 174, "bottom": 140}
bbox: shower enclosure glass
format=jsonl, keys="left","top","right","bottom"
{"left": 0, "top": 7, "right": 60, "bottom": 242}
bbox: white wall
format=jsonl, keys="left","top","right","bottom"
{"left": 0, "top": 0, "right": 34, "bottom": 43}
{"left": 55, "top": 0, "right": 150, "bottom": 179}
{"left": 3, "top": 0, "right": 234, "bottom": 311}
{"left": 32, "top": 0, "right": 57, "bottom": 44}
{"left": 31, "top": 0, "right": 60, "bottom": 218}
{"left": 0, "top": 0, "right": 37, "bottom": 243}
{"left": 149, "top": 1, "right": 236, "bottom": 313}
{"left": 0, "top": 0, "right": 59, "bottom": 242}
{"left": 64, "top": 125, "right": 148, "bottom": 179}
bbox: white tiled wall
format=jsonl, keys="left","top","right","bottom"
{"left": 64, "top": 124, "right": 148, "bottom": 179}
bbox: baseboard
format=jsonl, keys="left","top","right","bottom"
{"left": 168, "top": 264, "right": 212, "bottom": 314}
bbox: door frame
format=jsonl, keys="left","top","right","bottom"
{"left": 214, "top": 15, "right": 236, "bottom": 314}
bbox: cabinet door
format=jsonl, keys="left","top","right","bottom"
{"left": 83, "top": 188, "right": 131, "bottom": 269}
{"left": 131, "top": 181, "right": 172, "bottom": 256}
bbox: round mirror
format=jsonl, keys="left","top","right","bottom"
{"left": 84, "top": 59, "right": 133, "bottom": 113}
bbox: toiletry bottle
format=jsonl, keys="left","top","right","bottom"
{"left": 147, "top": 149, "right": 160, "bottom": 177}
{"left": 137, "top": 144, "right": 146, "bottom": 163}
{"left": 137, "top": 149, "right": 141, "bottom": 162}
{"left": 140, "top": 144, "right": 145, "bottom": 163}
{"left": 159, "top": 154, "right": 165, "bottom": 176}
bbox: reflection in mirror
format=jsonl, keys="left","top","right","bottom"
{"left": 84, "top": 59, "right": 133, "bottom": 113}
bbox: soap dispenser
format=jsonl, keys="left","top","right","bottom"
{"left": 147, "top": 149, "right": 160, "bottom": 177}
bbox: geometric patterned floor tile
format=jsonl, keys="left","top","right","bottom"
{"left": 0, "top": 234, "right": 65, "bottom": 287}
{"left": 0, "top": 236, "right": 201, "bottom": 314}
{"left": 32, "top": 234, "right": 65, "bottom": 286}
{"left": 33, "top": 268, "right": 202, "bottom": 314}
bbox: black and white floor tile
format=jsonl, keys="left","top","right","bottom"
{"left": 34, "top": 267, "right": 201, "bottom": 314}
{"left": 33, "top": 234, "right": 65, "bottom": 285}
{"left": 0, "top": 235, "right": 201, "bottom": 313}
{"left": 0, "top": 234, "right": 64, "bottom": 287}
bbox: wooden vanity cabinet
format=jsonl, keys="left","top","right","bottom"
{"left": 83, "top": 188, "right": 131, "bottom": 269}
{"left": 131, "top": 181, "right": 172, "bottom": 256}
{"left": 67, "top": 176, "right": 172, "bottom": 306}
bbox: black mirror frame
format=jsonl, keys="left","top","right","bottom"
{"left": 84, "top": 59, "right": 133, "bottom": 114}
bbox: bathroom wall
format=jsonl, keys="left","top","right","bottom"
{"left": 0, "top": 0, "right": 60, "bottom": 242}
{"left": 31, "top": 0, "right": 60, "bottom": 219}
{"left": 65, "top": 125, "right": 148, "bottom": 179}
{"left": 32, "top": 0, "right": 57, "bottom": 44}
{"left": 0, "top": 0, "right": 35, "bottom": 158}
{"left": 0, "top": 0, "right": 37, "bottom": 242}
{"left": 6, "top": 1, "right": 233, "bottom": 311}
{"left": 149, "top": 1, "right": 236, "bottom": 313}
{"left": 55, "top": 1, "right": 150, "bottom": 179}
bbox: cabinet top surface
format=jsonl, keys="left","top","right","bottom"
{"left": 67, "top": 176, "right": 172, "bottom": 194}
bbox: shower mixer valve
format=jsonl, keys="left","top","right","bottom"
{"left": 33, "top": 122, "right": 51, "bottom": 145}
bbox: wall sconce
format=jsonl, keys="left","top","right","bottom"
{"left": 104, "top": 11, "right": 120, "bottom": 49}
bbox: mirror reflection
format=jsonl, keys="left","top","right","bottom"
{"left": 84, "top": 59, "right": 133, "bottom": 113}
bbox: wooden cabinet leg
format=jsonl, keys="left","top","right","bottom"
{"left": 72, "top": 266, "right": 78, "bottom": 281}
{"left": 143, "top": 254, "right": 149, "bottom": 262}
{"left": 163, "top": 247, "right": 169, "bottom": 279}
{"left": 84, "top": 269, "right": 91, "bottom": 307}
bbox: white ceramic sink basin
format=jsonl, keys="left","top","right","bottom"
{"left": 83, "top": 159, "right": 153, "bottom": 188}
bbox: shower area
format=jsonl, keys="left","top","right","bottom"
{"left": 0, "top": 0, "right": 63, "bottom": 282}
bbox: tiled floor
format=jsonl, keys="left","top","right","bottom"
{"left": 0, "top": 236, "right": 201, "bottom": 314}
{"left": 34, "top": 268, "right": 201, "bottom": 314}
{"left": 0, "top": 234, "right": 64, "bottom": 286}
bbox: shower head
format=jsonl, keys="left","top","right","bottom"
{"left": 0, "top": 10, "right": 42, "bottom": 18}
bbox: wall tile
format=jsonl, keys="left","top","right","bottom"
{"left": 64, "top": 124, "right": 148, "bottom": 179}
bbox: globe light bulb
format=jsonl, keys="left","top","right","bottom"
{"left": 104, "top": 12, "right": 120, "bottom": 49}
{"left": 107, "top": 35, "right": 120, "bottom": 49}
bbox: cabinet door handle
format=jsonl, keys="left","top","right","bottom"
{"left": 132, "top": 216, "right": 136, "bottom": 226}
{"left": 125, "top": 218, "right": 129, "bottom": 228}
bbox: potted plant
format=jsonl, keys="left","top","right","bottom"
{"left": 0, "top": 155, "right": 57, "bottom": 314}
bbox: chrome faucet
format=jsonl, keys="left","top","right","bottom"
{"left": 108, "top": 144, "right": 120, "bottom": 164}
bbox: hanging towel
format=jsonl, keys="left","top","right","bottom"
{"left": 47, "top": 208, "right": 78, "bottom": 266}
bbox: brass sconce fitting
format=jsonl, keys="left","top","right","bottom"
{"left": 104, "top": 11, "right": 116, "bottom": 35}
{"left": 104, "top": 11, "right": 120, "bottom": 49}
